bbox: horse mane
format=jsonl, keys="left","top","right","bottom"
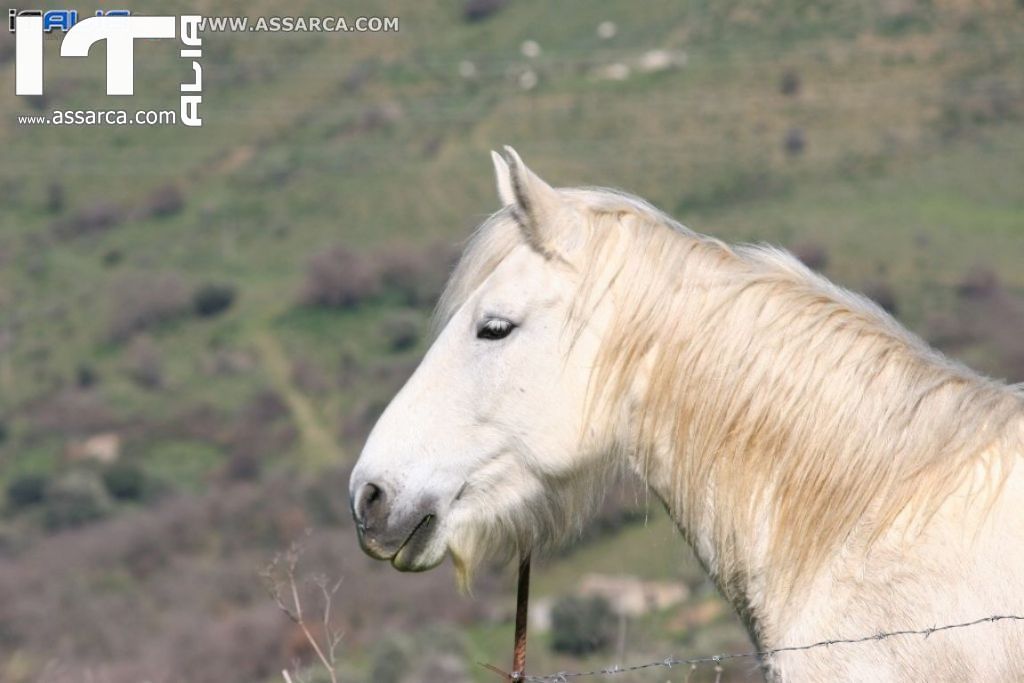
{"left": 436, "top": 186, "right": 1024, "bottom": 598}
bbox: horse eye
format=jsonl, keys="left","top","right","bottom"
{"left": 477, "top": 318, "right": 516, "bottom": 341}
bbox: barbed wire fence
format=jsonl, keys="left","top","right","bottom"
{"left": 508, "top": 614, "right": 1024, "bottom": 682}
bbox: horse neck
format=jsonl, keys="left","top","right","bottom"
{"left": 600, "top": 235, "right": 1022, "bottom": 632}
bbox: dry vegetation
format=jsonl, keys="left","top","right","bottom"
{"left": 1, "top": 470, "right": 498, "bottom": 683}
{"left": 932, "top": 267, "right": 1024, "bottom": 381}
{"left": 108, "top": 272, "right": 191, "bottom": 343}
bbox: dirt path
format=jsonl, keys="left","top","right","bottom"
{"left": 254, "top": 330, "right": 345, "bottom": 470}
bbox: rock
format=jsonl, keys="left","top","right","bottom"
{"left": 64, "top": 432, "right": 121, "bottom": 464}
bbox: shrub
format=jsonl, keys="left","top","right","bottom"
{"left": 126, "top": 335, "right": 164, "bottom": 390}
{"left": 51, "top": 201, "right": 124, "bottom": 240}
{"left": 463, "top": 0, "right": 506, "bottom": 22}
{"left": 550, "top": 595, "right": 616, "bottom": 656}
{"left": 779, "top": 69, "right": 800, "bottom": 96}
{"left": 46, "top": 181, "right": 65, "bottom": 214}
{"left": 102, "top": 462, "right": 146, "bottom": 501}
{"left": 109, "top": 271, "right": 190, "bottom": 341}
{"left": 44, "top": 470, "right": 112, "bottom": 530}
{"left": 357, "top": 102, "right": 403, "bottom": 133}
{"left": 957, "top": 266, "right": 999, "bottom": 300}
{"left": 791, "top": 242, "right": 829, "bottom": 271}
{"left": 376, "top": 242, "right": 453, "bottom": 307}
{"left": 927, "top": 314, "right": 974, "bottom": 350}
{"left": 76, "top": 363, "right": 98, "bottom": 389}
{"left": 224, "top": 450, "right": 261, "bottom": 482}
{"left": 7, "top": 473, "right": 47, "bottom": 510}
{"left": 28, "top": 388, "right": 115, "bottom": 436}
{"left": 1005, "top": 346, "right": 1024, "bottom": 384}
{"left": 864, "top": 280, "right": 898, "bottom": 315}
{"left": 939, "top": 78, "right": 1023, "bottom": 138}
{"left": 370, "top": 637, "right": 409, "bottom": 683}
{"left": 301, "top": 245, "right": 380, "bottom": 309}
{"left": 0, "top": 37, "right": 13, "bottom": 64}
{"left": 380, "top": 312, "right": 420, "bottom": 352}
{"left": 102, "top": 248, "right": 123, "bottom": 268}
{"left": 193, "top": 283, "right": 237, "bottom": 318}
{"left": 783, "top": 127, "right": 806, "bottom": 157}
{"left": 876, "top": 5, "right": 930, "bottom": 36}
{"left": 243, "top": 390, "right": 289, "bottom": 423}
{"left": 341, "top": 59, "right": 376, "bottom": 94}
{"left": 142, "top": 184, "right": 186, "bottom": 219}
{"left": 26, "top": 93, "right": 48, "bottom": 111}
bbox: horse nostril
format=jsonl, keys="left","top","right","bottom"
{"left": 367, "top": 484, "right": 381, "bottom": 505}
{"left": 354, "top": 482, "right": 389, "bottom": 532}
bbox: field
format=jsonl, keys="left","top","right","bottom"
{"left": 0, "top": 1, "right": 1022, "bottom": 681}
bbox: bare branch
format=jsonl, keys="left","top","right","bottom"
{"left": 262, "top": 536, "right": 344, "bottom": 683}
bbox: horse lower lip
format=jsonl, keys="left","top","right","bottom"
{"left": 392, "top": 514, "right": 435, "bottom": 568}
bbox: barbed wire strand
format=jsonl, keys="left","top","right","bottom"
{"left": 513, "top": 613, "right": 1024, "bottom": 681}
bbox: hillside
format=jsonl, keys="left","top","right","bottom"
{"left": 0, "top": 1, "right": 1022, "bottom": 681}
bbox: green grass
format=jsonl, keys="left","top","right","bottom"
{"left": 140, "top": 440, "right": 225, "bottom": 492}
{"left": 707, "top": 123, "right": 1024, "bottom": 334}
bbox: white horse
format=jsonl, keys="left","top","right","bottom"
{"left": 350, "top": 148, "right": 1024, "bottom": 681}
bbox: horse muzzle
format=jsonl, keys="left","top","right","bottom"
{"left": 351, "top": 481, "right": 441, "bottom": 571}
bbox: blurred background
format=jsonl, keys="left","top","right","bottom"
{"left": 0, "top": 1, "right": 1022, "bottom": 681}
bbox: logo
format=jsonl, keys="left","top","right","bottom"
{"left": 12, "top": 10, "right": 204, "bottom": 127}
{"left": 8, "top": 9, "right": 130, "bottom": 33}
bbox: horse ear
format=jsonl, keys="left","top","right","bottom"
{"left": 494, "top": 146, "right": 571, "bottom": 261}
{"left": 491, "top": 150, "right": 515, "bottom": 207}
